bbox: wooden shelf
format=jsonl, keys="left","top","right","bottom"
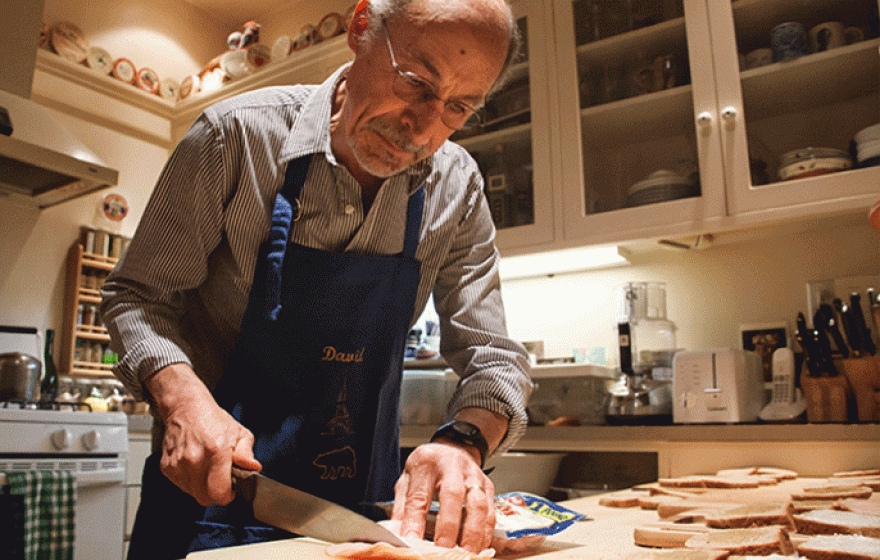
{"left": 60, "top": 230, "right": 127, "bottom": 379}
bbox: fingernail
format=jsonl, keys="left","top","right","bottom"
{"left": 434, "top": 537, "right": 452, "bottom": 548}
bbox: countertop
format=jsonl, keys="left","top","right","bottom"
{"left": 185, "top": 477, "right": 833, "bottom": 559}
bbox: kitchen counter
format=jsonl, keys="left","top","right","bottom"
{"left": 403, "top": 423, "right": 880, "bottom": 478}
{"left": 185, "top": 477, "right": 834, "bottom": 559}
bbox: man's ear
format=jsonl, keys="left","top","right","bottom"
{"left": 348, "top": 0, "right": 370, "bottom": 52}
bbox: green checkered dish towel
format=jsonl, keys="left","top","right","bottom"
{"left": 6, "top": 471, "right": 76, "bottom": 560}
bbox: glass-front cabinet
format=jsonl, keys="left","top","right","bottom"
{"left": 552, "top": 0, "right": 879, "bottom": 246}
{"left": 710, "top": 0, "right": 879, "bottom": 216}
{"left": 450, "top": 0, "right": 556, "bottom": 252}
{"left": 553, "top": 0, "right": 728, "bottom": 244}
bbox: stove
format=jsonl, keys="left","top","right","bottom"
{"left": 0, "top": 401, "right": 128, "bottom": 560}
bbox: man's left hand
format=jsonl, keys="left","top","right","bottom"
{"left": 391, "top": 441, "right": 495, "bottom": 553}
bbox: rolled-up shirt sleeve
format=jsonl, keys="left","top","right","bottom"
{"left": 99, "top": 113, "right": 227, "bottom": 401}
{"left": 434, "top": 170, "right": 533, "bottom": 455}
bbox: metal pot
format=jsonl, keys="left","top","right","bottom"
{"left": 0, "top": 326, "right": 43, "bottom": 402}
{"left": 0, "top": 352, "right": 42, "bottom": 401}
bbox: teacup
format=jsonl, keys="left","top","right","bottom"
{"left": 771, "top": 22, "right": 808, "bottom": 62}
{"left": 809, "top": 21, "right": 846, "bottom": 53}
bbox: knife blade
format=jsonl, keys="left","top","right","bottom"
{"left": 232, "top": 466, "right": 409, "bottom": 548}
{"left": 850, "top": 293, "right": 876, "bottom": 356}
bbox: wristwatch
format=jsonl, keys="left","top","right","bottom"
{"left": 430, "top": 420, "right": 489, "bottom": 468}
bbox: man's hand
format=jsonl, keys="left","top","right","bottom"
{"left": 392, "top": 442, "right": 495, "bottom": 553}
{"left": 146, "top": 363, "right": 261, "bottom": 506}
{"left": 392, "top": 408, "right": 508, "bottom": 553}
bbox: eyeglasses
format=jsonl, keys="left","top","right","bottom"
{"left": 381, "top": 18, "right": 483, "bottom": 130}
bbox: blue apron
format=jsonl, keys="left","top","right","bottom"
{"left": 127, "top": 155, "right": 424, "bottom": 559}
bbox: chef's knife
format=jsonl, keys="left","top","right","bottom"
{"left": 231, "top": 466, "right": 409, "bottom": 548}
{"left": 815, "top": 303, "right": 849, "bottom": 358}
{"left": 869, "top": 288, "right": 880, "bottom": 348}
{"left": 850, "top": 293, "right": 876, "bottom": 356}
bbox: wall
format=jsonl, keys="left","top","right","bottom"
{"left": 501, "top": 213, "right": 880, "bottom": 363}
{"left": 0, "top": 0, "right": 226, "bottom": 341}
{"left": 41, "top": 0, "right": 228, "bottom": 86}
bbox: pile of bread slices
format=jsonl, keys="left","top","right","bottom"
{"left": 599, "top": 467, "right": 880, "bottom": 560}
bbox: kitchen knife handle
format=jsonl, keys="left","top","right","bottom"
{"left": 232, "top": 466, "right": 258, "bottom": 502}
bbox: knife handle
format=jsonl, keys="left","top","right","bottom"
{"left": 232, "top": 466, "right": 258, "bottom": 502}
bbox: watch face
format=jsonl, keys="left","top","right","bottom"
{"left": 456, "top": 422, "right": 478, "bottom": 437}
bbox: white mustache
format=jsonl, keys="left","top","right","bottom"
{"left": 367, "top": 119, "right": 425, "bottom": 156}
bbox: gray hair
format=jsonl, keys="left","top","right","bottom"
{"left": 362, "top": 0, "right": 522, "bottom": 96}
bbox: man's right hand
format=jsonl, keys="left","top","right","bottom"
{"left": 146, "top": 363, "right": 262, "bottom": 506}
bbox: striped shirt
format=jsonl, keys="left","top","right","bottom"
{"left": 100, "top": 64, "right": 532, "bottom": 453}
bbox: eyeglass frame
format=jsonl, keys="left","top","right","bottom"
{"left": 380, "top": 17, "right": 484, "bottom": 130}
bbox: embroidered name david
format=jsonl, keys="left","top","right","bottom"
{"left": 322, "top": 346, "right": 364, "bottom": 363}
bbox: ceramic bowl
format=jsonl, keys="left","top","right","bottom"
{"left": 778, "top": 147, "right": 852, "bottom": 180}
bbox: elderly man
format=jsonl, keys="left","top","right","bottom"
{"left": 101, "top": 0, "right": 532, "bottom": 557}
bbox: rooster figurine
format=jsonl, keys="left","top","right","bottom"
{"left": 227, "top": 21, "right": 261, "bottom": 50}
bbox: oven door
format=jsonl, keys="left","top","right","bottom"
{"left": 1, "top": 456, "right": 126, "bottom": 560}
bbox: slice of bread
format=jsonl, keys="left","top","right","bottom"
{"left": 834, "top": 470, "right": 880, "bottom": 478}
{"left": 660, "top": 475, "right": 714, "bottom": 488}
{"left": 797, "top": 534, "right": 880, "bottom": 560}
{"left": 835, "top": 498, "right": 880, "bottom": 518}
{"left": 638, "top": 494, "right": 686, "bottom": 510}
{"left": 792, "top": 486, "right": 873, "bottom": 501}
{"left": 727, "top": 555, "right": 799, "bottom": 560}
{"left": 685, "top": 526, "right": 795, "bottom": 555}
{"left": 599, "top": 490, "right": 643, "bottom": 508}
{"left": 828, "top": 477, "right": 880, "bottom": 492}
{"left": 793, "top": 509, "right": 880, "bottom": 538}
{"left": 789, "top": 500, "right": 835, "bottom": 514}
{"left": 705, "top": 503, "right": 792, "bottom": 529}
{"left": 754, "top": 468, "right": 798, "bottom": 480}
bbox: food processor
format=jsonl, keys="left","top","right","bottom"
{"left": 607, "top": 281, "right": 677, "bottom": 424}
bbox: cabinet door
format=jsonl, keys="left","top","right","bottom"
{"left": 709, "top": 0, "right": 880, "bottom": 218}
{"left": 553, "top": 0, "right": 727, "bottom": 246}
{"left": 449, "top": 0, "right": 555, "bottom": 252}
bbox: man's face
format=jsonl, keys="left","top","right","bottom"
{"left": 335, "top": 11, "right": 507, "bottom": 180}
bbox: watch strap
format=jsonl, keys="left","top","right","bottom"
{"left": 430, "top": 420, "right": 489, "bottom": 468}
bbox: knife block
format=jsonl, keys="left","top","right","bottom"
{"left": 800, "top": 370, "right": 851, "bottom": 423}
{"left": 837, "top": 356, "right": 880, "bottom": 422}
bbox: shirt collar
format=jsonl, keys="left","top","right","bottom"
{"left": 280, "top": 63, "right": 432, "bottom": 193}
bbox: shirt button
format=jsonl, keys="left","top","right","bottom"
{"left": 344, "top": 204, "right": 355, "bottom": 215}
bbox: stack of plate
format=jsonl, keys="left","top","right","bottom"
{"left": 627, "top": 170, "right": 697, "bottom": 207}
{"left": 854, "top": 124, "right": 880, "bottom": 168}
{"left": 777, "top": 147, "right": 852, "bottom": 181}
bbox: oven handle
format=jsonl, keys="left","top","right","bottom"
{"left": 0, "top": 466, "right": 125, "bottom": 488}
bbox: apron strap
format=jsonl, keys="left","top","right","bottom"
{"left": 265, "top": 156, "right": 311, "bottom": 320}
{"left": 265, "top": 156, "right": 424, "bottom": 319}
{"left": 402, "top": 185, "right": 424, "bottom": 259}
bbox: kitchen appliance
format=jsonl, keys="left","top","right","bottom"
{"left": 672, "top": 348, "right": 765, "bottom": 423}
{"left": 0, "top": 1, "right": 118, "bottom": 208}
{"left": 0, "top": 404, "right": 128, "bottom": 560}
{"left": 231, "top": 467, "right": 408, "bottom": 547}
{"left": 0, "top": 326, "right": 43, "bottom": 402}
{"left": 607, "top": 282, "right": 676, "bottom": 423}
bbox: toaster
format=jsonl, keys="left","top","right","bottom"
{"left": 672, "top": 348, "right": 765, "bottom": 423}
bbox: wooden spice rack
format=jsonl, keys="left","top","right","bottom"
{"left": 60, "top": 227, "right": 130, "bottom": 379}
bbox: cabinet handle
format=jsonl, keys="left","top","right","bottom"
{"left": 721, "top": 106, "right": 738, "bottom": 122}
{"left": 696, "top": 112, "right": 713, "bottom": 126}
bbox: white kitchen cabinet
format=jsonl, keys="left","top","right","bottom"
{"left": 449, "top": 0, "right": 557, "bottom": 252}
{"left": 550, "top": 0, "right": 879, "bottom": 247}
{"left": 552, "top": 0, "right": 728, "bottom": 246}
{"left": 708, "top": 0, "right": 880, "bottom": 220}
